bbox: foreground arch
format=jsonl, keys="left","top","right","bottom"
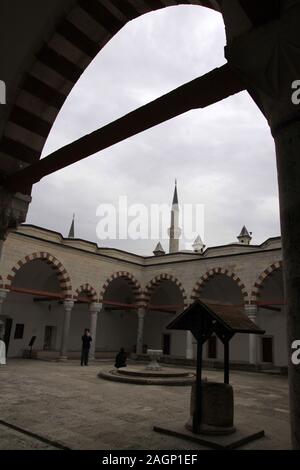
{"left": 0, "top": 0, "right": 218, "bottom": 194}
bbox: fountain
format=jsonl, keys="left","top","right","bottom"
{"left": 145, "top": 349, "right": 162, "bottom": 371}
{"left": 98, "top": 348, "right": 195, "bottom": 386}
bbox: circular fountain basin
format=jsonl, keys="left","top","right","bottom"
{"left": 99, "top": 365, "right": 195, "bottom": 386}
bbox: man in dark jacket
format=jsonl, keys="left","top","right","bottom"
{"left": 81, "top": 329, "right": 92, "bottom": 366}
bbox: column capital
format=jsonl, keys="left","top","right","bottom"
{"left": 63, "top": 299, "right": 74, "bottom": 311}
{"left": 245, "top": 303, "right": 258, "bottom": 319}
{"left": 89, "top": 302, "right": 102, "bottom": 313}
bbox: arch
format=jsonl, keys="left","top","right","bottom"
{"left": 99, "top": 271, "right": 143, "bottom": 304}
{"left": 5, "top": 252, "right": 72, "bottom": 297}
{"left": 144, "top": 273, "right": 188, "bottom": 307}
{"left": 74, "top": 283, "right": 98, "bottom": 302}
{"left": 0, "top": 1, "right": 219, "bottom": 189}
{"left": 251, "top": 261, "right": 283, "bottom": 303}
{"left": 191, "top": 267, "right": 249, "bottom": 301}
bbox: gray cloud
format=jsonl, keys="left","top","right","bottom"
{"left": 27, "top": 6, "right": 280, "bottom": 255}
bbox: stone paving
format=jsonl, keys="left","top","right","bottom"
{"left": 0, "top": 360, "right": 291, "bottom": 450}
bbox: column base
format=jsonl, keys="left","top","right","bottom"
{"left": 58, "top": 356, "right": 68, "bottom": 362}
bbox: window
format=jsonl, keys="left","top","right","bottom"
{"left": 14, "top": 324, "right": 24, "bottom": 339}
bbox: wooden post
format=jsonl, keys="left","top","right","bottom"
{"left": 193, "top": 339, "right": 203, "bottom": 433}
{"left": 224, "top": 340, "right": 230, "bottom": 385}
{"left": 193, "top": 315, "right": 204, "bottom": 434}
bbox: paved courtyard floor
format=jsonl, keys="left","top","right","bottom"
{"left": 0, "top": 360, "right": 291, "bottom": 450}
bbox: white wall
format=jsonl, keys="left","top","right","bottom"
{"left": 257, "top": 307, "right": 288, "bottom": 367}
{"left": 68, "top": 303, "right": 90, "bottom": 351}
{"left": 2, "top": 292, "right": 64, "bottom": 357}
{"left": 96, "top": 309, "right": 138, "bottom": 353}
{"left": 144, "top": 312, "right": 186, "bottom": 357}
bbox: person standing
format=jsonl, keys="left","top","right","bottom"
{"left": 81, "top": 329, "right": 92, "bottom": 366}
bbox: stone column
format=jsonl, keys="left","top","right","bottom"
{"left": 89, "top": 302, "right": 102, "bottom": 361}
{"left": 136, "top": 307, "right": 146, "bottom": 355}
{"left": 275, "top": 121, "right": 300, "bottom": 450}
{"left": 186, "top": 331, "right": 194, "bottom": 360}
{"left": 0, "top": 289, "right": 8, "bottom": 314}
{"left": 220, "top": 0, "right": 300, "bottom": 448}
{"left": 0, "top": 289, "right": 8, "bottom": 338}
{"left": 59, "top": 299, "right": 74, "bottom": 361}
{"left": 245, "top": 304, "right": 258, "bottom": 365}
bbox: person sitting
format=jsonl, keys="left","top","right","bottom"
{"left": 115, "top": 347, "right": 127, "bottom": 369}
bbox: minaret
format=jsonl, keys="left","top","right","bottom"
{"left": 168, "top": 180, "right": 181, "bottom": 253}
{"left": 237, "top": 226, "right": 252, "bottom": 245}
{"left": 68, "top": 214, "right": 75, "bottom": 238}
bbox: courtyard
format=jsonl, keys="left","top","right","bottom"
{"left": 0, "top": 360, "right": 291, "bottom": 450}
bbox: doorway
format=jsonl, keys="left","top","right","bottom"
{"left": 207, "top": 335, "right": 217, "bottom": 359}
{"left": 43, "top": 326, "right": 57, "bottom": 351}
{"left": 261, "top": 336, "right": 274, "bottom": 363}
{"left": 162, "top": 334, "right": 171, "bottom": 355}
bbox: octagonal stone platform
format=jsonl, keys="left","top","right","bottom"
{"left": 98, "top": 366, "right": 195, "bottom": 386}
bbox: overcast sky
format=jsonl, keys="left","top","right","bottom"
{"left": 27, "top": 5, "right": 280, "bottom": 256}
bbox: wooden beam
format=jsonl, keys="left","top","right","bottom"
{"left": 3, "top": 64, "right": 245, "bottom": 193}
{"left": 258, "top": 305, "right": 282, "bottom": 312}
{"left": 10, "top": 286, "right": 64, "bottom": 299}
{"left": 256, "top": 300, "right": 286, "bottom": 306}
{"left": 103, "top": 300, "right": 138, "bottom": 309}
{"left": 148, "top": 304, "right": 183, "bottom": 314}
{"left": 148, "top": 303, "right": 184, "bottom": 310}
{"left": 77, "top": 296, "right": 91, "bottom": 304}
{"left": 103, "top": 301, "right": 184, "bottom": 313}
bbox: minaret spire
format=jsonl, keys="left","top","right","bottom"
{"left": 68, "top": 213, "right": 75, "bottom": 238}
{"left": 173, "top": 178, "right": 178, "bottom": 205}
{"left": 168, "top": 180, "right": 181, "bottom": 253}
{"left": 237, "top": 225, "right": 252, "bottom": 245}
